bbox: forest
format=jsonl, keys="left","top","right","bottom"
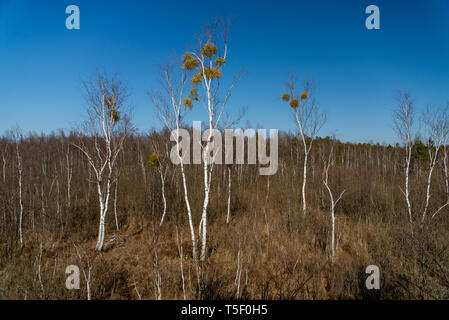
{"left": 1, "top": 21, "right": 449, "bottom": 300}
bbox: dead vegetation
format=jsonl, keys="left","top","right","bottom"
{"left": 1, "top": 131, "right": 449, "bottom": 300}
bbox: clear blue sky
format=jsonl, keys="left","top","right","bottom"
{"left": 1, "top": 0, "right": 449, "bottom": 144}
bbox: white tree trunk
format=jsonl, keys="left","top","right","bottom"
{"left": 96, "top": 214, "right": 106, "bottom": 251}
{"left": 95, "top": 174, "right": 111, "bottom": 251}
{"left": 331, "top": 203, "right": 335, "bottom": 263}
{"left": 114, "top": 176, "right": 119, "bottom": 231}
{"left": 159, "top": 168, "right": 167, "bottom": 226}
{"left": 200, "top": 128, "right": 213, "bottom": 261}
{"left": 226, "top": 166, "right": 231, "bottom": 224}
{"left": 302, "top": 151, "right": 308, "bottom": 215}
{"left": 17, "top": 145, "right": 23, "bottom": 248}
{"left": 422, "top": 160, "right": 437, "bottom": 222}
{"left": 200, "top": 161, "right": 210, "bottom": 261}
{"left": 2, "top": 153, "right": 6, "bottom": 184}
{"left": 173, "top": 124, "right": 198, "bottom": 263}
{"left": 404, "top": 144, "right": 413, "bottom": 227}
{"left": 180, "top": 162, "right": 197, "bottom": 261}
{"left": 444, "top": 147, "right": 449, "bottom": 201}
{"left": 66, "top": 151, "right": 72, "bottom": 208}
{"left": 323, "top": 141, "right": 345, "bottom": 264}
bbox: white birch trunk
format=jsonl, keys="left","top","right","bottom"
{"left": 114, "top": 176, "right": 119, "bottom": 231}
{"left": 95, "top": 171, "right": 112, "bottom": 251}
{"left": 159, "top": 167, "right": 167, "bottom": 227}
{"left": 404, "top": 142, "right": 413, "bottom": 227}
{"left": 226, "top": 166, "right": 231, "bottom": 224}
{"left": 2, "top": 152, "right": 6, "bottom": 184}
{"left": 16, "top": 144, "right": 23, "bottom": 248}
{"left": 422, "top": 159, "right": 437, "bottom": 222}
{"left": 442, "top": 147, "right": 449, "bottom": 209}
{"left": 66, "top": 151, "right": 72, "bottom": 208}
{"left": 302, "top": 151, "right": 308, "bottom": 215}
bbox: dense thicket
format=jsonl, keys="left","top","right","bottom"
{"left": 0, "top": 129, "right": 448, "bottom": 299}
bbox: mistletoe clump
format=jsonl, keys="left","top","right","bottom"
{"left": 181, "top": 41, "right": 225, "bottom": 111}
{"left": 282, "top": 89, "right": 308, "bottom": 109}
{"left": 202, "top": 42, "right": 217, "bottom": 58}
{"left": 149, "top": 152, "right": 161, "bottom": 167}
{"left": 108, "top": 109, "right": 121, "bottom": 122}
{"left": 182, "top": 53, "right": 199, "bottom": 71}
{"left": 189, "top": 88, "right": 200, "bottom": 101}
{"left": 214, "top": 57, "right": 226, "bottom": 67}
{"left": 183, "top": 98, "right": 193, "bottom": 110}
{"left": 282, "top": 93, "right": 291, "bottom": 102}
{"left": 105, "top": 95, "right": 120, "bottom": 122}
{"left": 301, "top": 91, "right": 309, "bottom": 100}
{"left": 289, "top": 98, "right": 300, "bottom": 109}
{"left": 191, "top": 73, "right": 202, "bottom": 84}
{"left": 203, "top": 66, "right": 222, "bottom": 80}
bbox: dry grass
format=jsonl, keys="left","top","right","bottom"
{"left": 1, "top": 134, "right": 449, "bottom": 299}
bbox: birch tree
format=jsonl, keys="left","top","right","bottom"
{"left": 322, "top": 137, "right": 345, "bottom": 263}
{"left": 282, "top": 74, "right": 326, "bottom": 215}
{"left": 65, "top": 144, "right": 73, "bottom": 209}
{"left": 0, "top": 139, "right": 7, "bottom": 236}
{"left": 152, "top": 20, "right": 240, "bottom": 262}
{"left": 393, "top": 91, "right": 415, "bottom": 228}
{"left": 184, "top": 20, "right": 241, "bottom": 261}
{"left": 149, "top": 150, "right": 168, "bottom": 227}
{"left": 73, "top": 72, "right": 131, "bottom": 251}
{"left": 13, "top": 129, "right": 24, "bottom": 248}
{"left": 1, "top": 141, "right": 7, "bottom": 184}
{"left": 443, "top": 139, "right": 449, "bottom": 203}
{"left": 151, "top": 64, "right": 199, "bottom": 265}
{"left": 421, "top": 104, "right": 449, "bottom": 222}
{"left": 226, "top": 164, "right": 232, "bottom": 224}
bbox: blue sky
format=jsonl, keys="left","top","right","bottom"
{"left": 0, "top": 0, "right": 449, "bottom": 144}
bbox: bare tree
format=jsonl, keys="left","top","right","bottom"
{"left": 422, "top": 104, "right": 449, "bottom": 222}
{"left": 11, "top": 128, "right": 24, "bottom": 248}
{"left": 282, "top": 73, "right": 326, "bottom": 215}
{"left": 151, "top": 19, "right": 240, "bottom": 262}
{"left": 113, "top": 172, "right": 120, "bottom": 231}
{"left": 393, "top": 91, "right": 415, "bottom": 229}
{"left": 175, "top": 226, "right": 187, "bottom": 300}
{"left": 151, "top": 227, "right": 162, "bottom": 300}
{"left": 72, "top": 71, "right": 131, "bottom": 251}
{"left": 65, "top": 145, "right": 73, "bottom": 209}
{"left": 73, "top": 242, "right": 93, "bottom": 300}
{"left": 226, "top": 164, "right": 232, "bottom": 224}
{"left": 1, "top": 141, "right": 7, "bottom": 184}
{"left": 149, "top": 146, "right": 168, "bottom": 227}
{"left": 150, "top": 63, "right": 198, "bottom": 265}
{"left": 183, "top": 19, "right": 241, "bottom": 261}
{"left": 322, "top": 137, "right": 345, "bottom": 263}
{"left": 443, "top": 142, "right": 449, "bottom": 202}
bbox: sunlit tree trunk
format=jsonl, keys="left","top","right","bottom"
{"left": 73, "top": 72, "right": 130, "bottom": 251}
{"left": 114, "top": 174, "right": 120, "bottom": 231}
{"left": 158, "top": 166, "right": 167, "bottom": 227}
{"left": 226, "top": 165, "right": 231, "bottom": 224}
{"left": 66, "top": 148, "right": 72, "bottom": 208}
{"left": 283, "top": 74, "right": 325, "bottom": 216}
{"left": 393, "top": 91, "right": 414, "bottom": 229}
{"left": 16, "top": 143, "right": 23, "bottom": 248}
{"left": 423, "top": 104, "right": 449, "bottom": 222}
{"left": 322, "top": 138, "right": 345, "bottom": 264}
